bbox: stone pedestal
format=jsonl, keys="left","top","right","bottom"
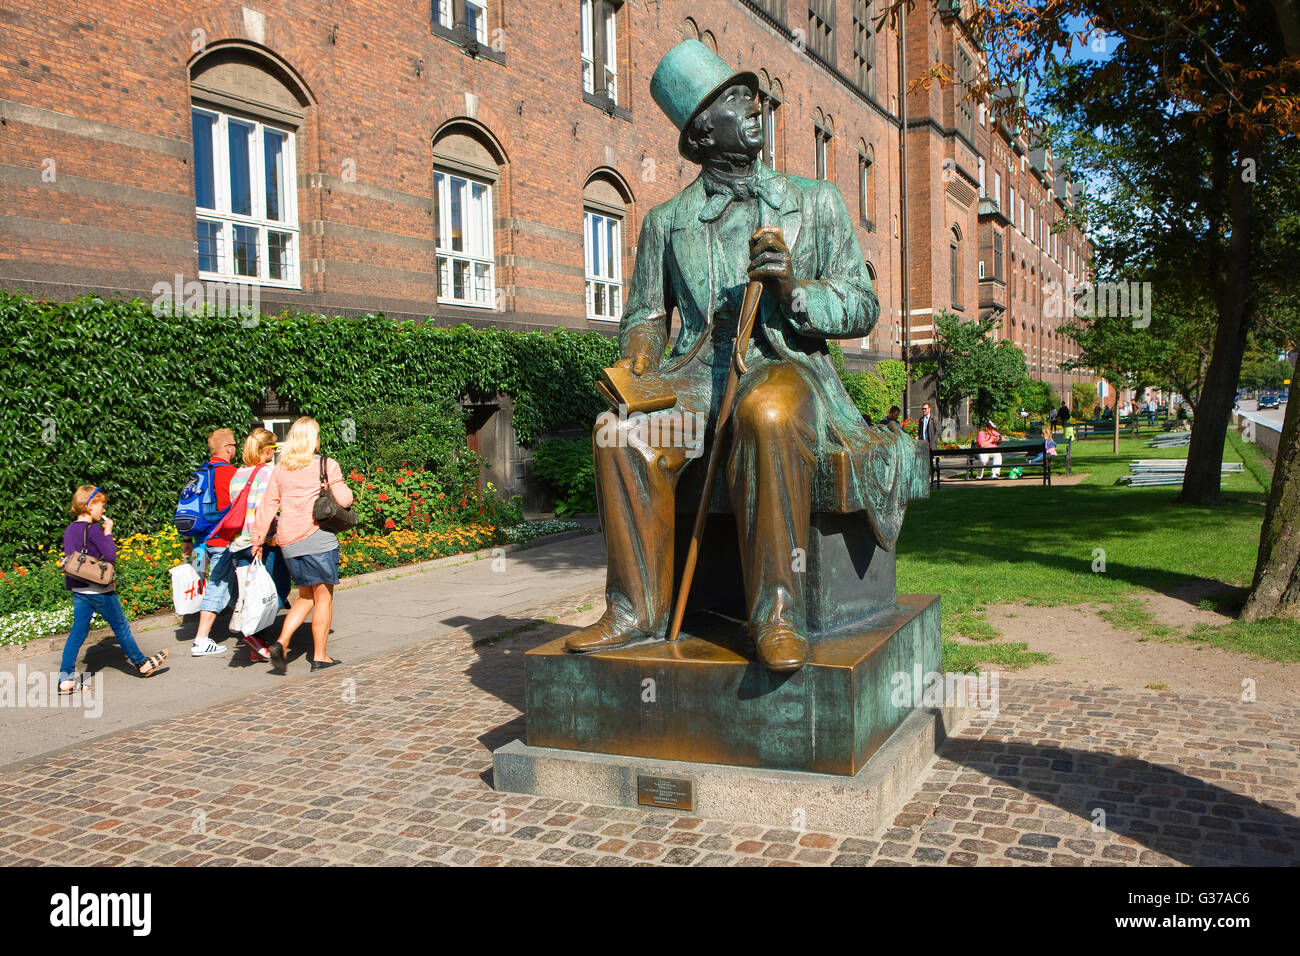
{"left": 517, "top": 593, "right": 940, "bottom": 776}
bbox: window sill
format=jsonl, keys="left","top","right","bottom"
{"left": 431, "top": 23, "right": 505, "bottom": 66}
{"left": 583, "top": 90, "right": 631, "bottom": 122}
{"left": 587, "top": 314, "right": 621, "bottom": 323}
{"left": 197, "top": 272, "right": 303, "bottom": 292}
{"left": 437, "top": 299, "right": 497, "bottom": 311}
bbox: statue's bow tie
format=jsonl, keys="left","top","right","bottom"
{"left": 700, "top": 174, "right": 782, "bottom": 222}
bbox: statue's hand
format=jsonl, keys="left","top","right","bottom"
{"left": 614, "top": 353, "right": 654, "bottom": 377}
{"left": 748, "top": 229, "right": 796, "bottom": 304}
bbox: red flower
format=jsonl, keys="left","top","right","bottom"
{"left": 395, "top": 476, "right": 404, "bottom": 484}
{"left": 376, "top": 466, "right": 383, "bottom": 472}
{"left": 437, "top": 492, "right": 445, "bottom": 499}
{"left": 385, "top": 519, "right": 396, "bottom": 529}
{"left": 421, "top": 483, "right": 427, "bottom": 488}
{"left": 377, "top": 493, "right": 389, "bottom": 502}
{"left": 365, "top": 483, "right": 374, "bottom": 490}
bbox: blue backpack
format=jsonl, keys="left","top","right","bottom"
{"left": 174, "top": 462, "right": 233, "bottom": 543}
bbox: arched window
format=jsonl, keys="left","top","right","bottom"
{"left": 190, "top": 44, "right": 311, "bottom": 287}
{"left": 583, "top": 170, "right": 633, "bottom": 321}
{"left": 814, "top": 111, "right": 833, "bottom": 181}
{"left": 433, "top": 121, "right": 507, "bottom": 309}
{"left": 950, "top": 225, "right": 962, "bottom": 308}
{"left": 858, "top": 142, "right": 876, "bottom": 226}
{"left": 757, "top": 72, "right": 782, "bottom": 170}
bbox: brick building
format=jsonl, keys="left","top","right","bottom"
{"left": 1, "top": 0, "right": 1097, "bottom": 485}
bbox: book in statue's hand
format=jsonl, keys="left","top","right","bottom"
{"left": 598, "top": 365, "right": 678, "bottom": 414}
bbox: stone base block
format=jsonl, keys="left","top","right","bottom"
{"left": 493, "top": 703, "right": 970, "bottom": 833}
{"left": 523, "top": 593, "right": 941, "bottom": 776}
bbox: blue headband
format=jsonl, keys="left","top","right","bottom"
{"left": 86, "top": 487, "right": 101, "bottom": 504}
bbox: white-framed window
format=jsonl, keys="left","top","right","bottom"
{"left": 192, "top": 106, "right": 299, "bottom": 287}
{"left": 1029, "top": 206, "right": 1035, "bottom": 245}
{"left": 994, "top": 171, "right": 1002, "bottom": 209}
{"left": 979, "top": 259, "right": 986, "bottom": 279}
{"left": 1020, "top": 197, "right": 1026, "bottom": 233}
{"left": 582, "top": 0, "right": 618, "bottom": 102}
{"left": 815, "top": 127, "right": 831, "bottom": 180}
{"left": 1009, "top": 186, "right": 1016, "bottom": 225}
{"left": 978, "top": 157, "right": 986, "bottom": 197}
{"left": 437, "top": 1, "right": 488, "bottom": 42}
{"left": 434, "top": 169, "right": 495, "bottom": 308}
{"left": 584, "top": 209, "right": 622, "bottom": 321}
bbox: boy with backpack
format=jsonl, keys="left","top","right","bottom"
{"left": 178, "top": 428, "right": 239, "bottom": 656}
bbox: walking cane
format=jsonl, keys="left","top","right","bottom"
{"left": 666, "top": 274, "right": 766, "bottom": 643}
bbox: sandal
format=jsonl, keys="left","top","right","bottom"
{"left": 137, "top": 649, "right": 168, "bottom": 677}
{"left": 58, "top": 675, "right": 91, "bottom": 695}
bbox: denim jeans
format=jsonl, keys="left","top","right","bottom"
{"left": 199, "top": 546, "right": 237, "bottom": 614}
{"left": 62, "top": 591, "right": 146, "bottom": 680}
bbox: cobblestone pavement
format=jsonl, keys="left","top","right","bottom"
{"left": 0, "top": 597, "right": 1296, "bottom": 867}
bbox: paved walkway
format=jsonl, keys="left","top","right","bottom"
{"left": 0, "top": 533, "right": 1297, "bottom": 866}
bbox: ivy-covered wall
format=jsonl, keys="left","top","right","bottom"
{"left": 0, "top": 293, "right": 617, "bottom": 563}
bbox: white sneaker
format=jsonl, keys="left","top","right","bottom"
{"left": 191, "top": 639, "right": 227, "bottom": 657}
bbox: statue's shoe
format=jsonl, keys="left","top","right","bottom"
{"left": 753, "top": 622, "right": 810, "bottom": 672}
{"left": 564, "top": 610, "right": 653, "bottom": 653}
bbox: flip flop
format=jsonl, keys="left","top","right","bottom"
{"left": 138, "top": 649, "right": 168, "bottom": 677}
{"left": 58, "top": 675, "right": 91, "bottom": 695}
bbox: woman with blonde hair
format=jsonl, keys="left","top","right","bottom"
{"left": 220, "top": 427, "right": 291, "bottom": 660}
{"left": 250, "top": 417, "right": 353, "bottom": 673}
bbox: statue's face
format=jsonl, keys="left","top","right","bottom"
{"left": 697, "top": 83, "right": 763, "bottom": 159}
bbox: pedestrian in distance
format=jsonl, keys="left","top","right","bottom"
{"left": 59, "top": 486, "right": 167, "bottom": 693}
{"left": 886, "top": 405, "right": 901, "bottom": 425}
{"left": 975, "top": 420, "right": 1003, "bottom": 479}
{"left": 917, "top": 402, "right": 938, "bottom": 453}
{"left": 250, "top": 417, "right": 354, "bottom": 674}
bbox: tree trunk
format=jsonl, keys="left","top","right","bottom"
{"left": 1241, "top": 393, "right": 1300, "bottom": 620}
{"left": 1176, "top": 128, "right": 1257, "bottom": 507}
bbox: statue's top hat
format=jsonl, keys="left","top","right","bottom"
{"left": 650, "top": 39, "right": 760, "bottom": 159}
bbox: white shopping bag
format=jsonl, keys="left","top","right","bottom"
{"left": 240, "top": 558, "right": 280, "bottom": 636}
{"left": 169, "top": 563, "right": 204, "bottom": 615}
{"left": 229, "top": 564, "right": 250, "bottom": 632}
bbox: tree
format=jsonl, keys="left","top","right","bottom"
{"left": 1062, "top": 311, "right": 1166, "bottom": 453}
{"left": 934, "top": 313, "right": 1027, "bottom": 427}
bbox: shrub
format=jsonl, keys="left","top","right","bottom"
{"left": 0, "top": 291, "right": 618, "bottom": 564}
{"left": 532, "top": 436, "right": 597, "bottom": 516}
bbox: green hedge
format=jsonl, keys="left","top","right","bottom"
{"left": 0, "top": 292, "right": 617, "bottom": 563}
{"left": 828, "top": 343, "right": 907, "bottom": 422}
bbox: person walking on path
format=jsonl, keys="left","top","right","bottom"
{"left": 223, "top": 428, "right": 291, "bottom": 661}
{"left": 59, "top": 486, "right": 167, "bottom": 692}
{"left": 250, "top": 417, "right": 354, "bottom": 674}
{"left": 186, "top": 428, "right": 239, "bottom": 657}
{"left": 975, "top": 420, "right": 1003, "bottom": 479}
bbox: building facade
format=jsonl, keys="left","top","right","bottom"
{"left": 1, "top": 1, "right": 1098, "bottom": 463}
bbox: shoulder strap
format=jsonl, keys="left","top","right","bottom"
{"left": 319, "top": 455, "right": 328, "bottom": 485}
{"left": 80, "top": 522, "right": 91, "bottom": 554}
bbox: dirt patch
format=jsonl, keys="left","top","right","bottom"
{"left": 968, "top": 598, "right": 1300, "bottom": 705}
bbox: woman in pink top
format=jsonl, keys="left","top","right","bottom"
{"left": 975, "top": 421, "right": 1003, "bottom": 479}
{"left": 250, "top": 417, "right": 355, "bottom": 674}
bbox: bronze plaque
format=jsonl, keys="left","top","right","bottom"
{"left": 637, "top": 774, "right": 694, "bottom": 811}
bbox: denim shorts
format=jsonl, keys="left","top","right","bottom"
{"left": 199, "top": 546, "right": 237, "bottom": 613}
{"left": 284, "top": 548, "right": 340, "bottom": 587}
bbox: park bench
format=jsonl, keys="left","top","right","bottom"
{"left": 931, "top": 439, "right": 1054, "bottom": 487}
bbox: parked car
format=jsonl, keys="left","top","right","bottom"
{"left": 1258, "top": 393, "right": 1280, "bottom": 409}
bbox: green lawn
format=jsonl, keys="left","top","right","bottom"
{"left": 895, "top": 427, "right": 1300, "bottom": 670}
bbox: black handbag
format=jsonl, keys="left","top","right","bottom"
{"left": 59, "top": 523, "right": 116, "bottom": 587}
{"left": 312, "top": 456, "right": 358, "bottom": 534}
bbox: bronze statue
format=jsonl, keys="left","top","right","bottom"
{"left": 565, "top": 40, "right": 928, "bottom": 672}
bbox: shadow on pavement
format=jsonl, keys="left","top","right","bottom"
{"left": 943, "top": 736, "right": 1300, "bottom": 866}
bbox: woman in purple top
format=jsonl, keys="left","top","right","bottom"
{"left": 59, "top": 485, "right": 167, "bottom": 693}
